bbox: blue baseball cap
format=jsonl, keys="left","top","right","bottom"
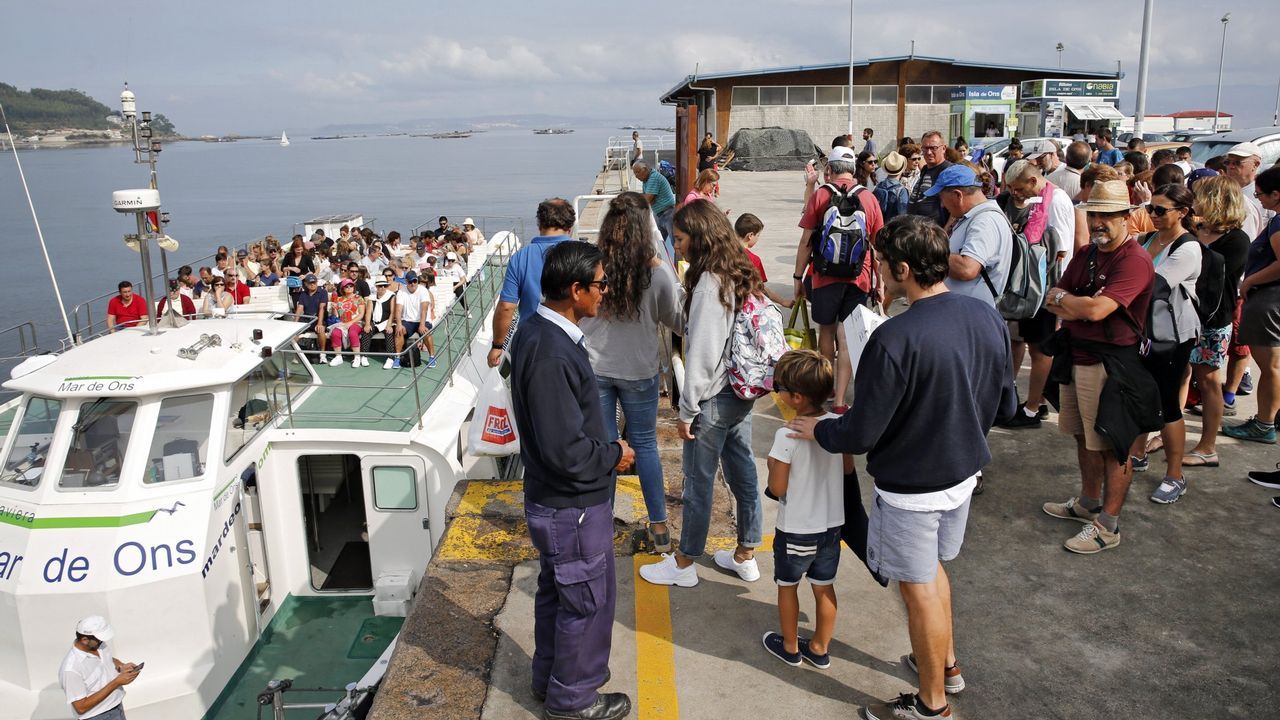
{"left": 923, "top": 165, "right": 981, "bottom": 197}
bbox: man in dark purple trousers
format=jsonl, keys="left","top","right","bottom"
{"left": 510, "top": 241, "right": 634, "bottom": 720}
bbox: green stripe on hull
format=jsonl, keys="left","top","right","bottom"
{"left": 0, "top": 510, "right": 157, "bottom": 529}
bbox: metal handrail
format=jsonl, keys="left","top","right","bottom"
{"left": 571, "top": 194, "right": 622, "bottom": 239}
{"left": 274, "top": 232, "right": 517, "bottom": 430}
{"left": 0, "top": 322, "right": 40, "bottom": 357}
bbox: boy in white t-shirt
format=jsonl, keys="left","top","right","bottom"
{"left": 762, "top": 350, "right": 849, "bottom": 670}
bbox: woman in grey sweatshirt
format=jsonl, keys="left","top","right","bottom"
{"left": 639, "top": 200, "right": 767, "bottom": 588}
{"left": 582, "top": 192, "right": 686, "bottom": 551}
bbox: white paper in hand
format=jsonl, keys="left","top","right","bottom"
{"left": 843, "top": 305, "right": 886, "bottom": 380}
{"left": 467, "top": 366, "right": 521, "bottom": 457}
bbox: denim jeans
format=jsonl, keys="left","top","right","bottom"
{"left": 679, "top": 385, "right": 763, "bottom": 558}
{"left": 597, "top": 374, "right": 666, "bottom": 523}
{"left": 656, "top": 206, "right": 675, "bottom": 261}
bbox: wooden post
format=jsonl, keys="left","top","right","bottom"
{"left": 683, "top": 102, "right": 699, "bottom": 200}
{"left": 675, "top": 105, "right": 689, "bottom": 201}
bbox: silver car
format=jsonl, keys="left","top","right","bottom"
{"left": 1190, "top": 127, "right": 1280, "bottom": 166}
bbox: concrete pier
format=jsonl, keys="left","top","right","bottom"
{"left": 373, "top": 169, "right": 1280, "bottom": 720}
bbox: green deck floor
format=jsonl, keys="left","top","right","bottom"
{"left": 287, "top": 259, "right": 505, "bottom": 433}
{"left": 291, "top": 360, "right": 450, "bottom": 433}
{"left": 206, "top": 595, "right": 402, "bottom": 720}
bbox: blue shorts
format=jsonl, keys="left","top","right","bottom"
{"left": 772, "top": 527, "right": 842, "bottom": 586}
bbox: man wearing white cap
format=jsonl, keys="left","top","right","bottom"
{"left": 1223, "top": 142, "right": 1270, "bottom": 239}
{"left": 59, "top": 616, "right": 139, "bottom": 719}
{"left": 441, "top": 251, "right": 467, "bottom": 301}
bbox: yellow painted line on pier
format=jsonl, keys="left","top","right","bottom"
{"left": 633, "top": 555, "right": 680, "bottom": 720}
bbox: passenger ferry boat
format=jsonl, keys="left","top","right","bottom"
{"left": 0, "top": 183, "right": 521, "bottom": 717}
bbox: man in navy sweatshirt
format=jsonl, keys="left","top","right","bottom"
{"left": 788, "top": 215, "right": 1016, "bottom": 720}
{"left": 509, "top": 240, "right": 635, "bottom": 720}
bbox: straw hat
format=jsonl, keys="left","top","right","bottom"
{"left": 1076, "top": 180, "right": 1137, "bottom": 212}
{"left": 882, "top": 151, "right": 906, "bottom": 175}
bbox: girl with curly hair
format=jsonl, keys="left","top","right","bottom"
{"left": 639, "top": 199, "right": 765, "bottom": 588}
{"left": 581, "top": 192, "right": 685, "bottom": 551}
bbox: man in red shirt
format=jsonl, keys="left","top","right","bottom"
{"left": 1042, "top": 180, "right": 1155, "bottom": 554}
{"left": 792, "top": 146, "right": 884, "bottom": 411}
{"left": 106, "top": 281, "right": 149, "bottom": 332}
{"left": 224, "top": 272, "right": 251, "bottom": 306}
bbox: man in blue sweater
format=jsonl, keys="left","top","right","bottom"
{"left": 510, "top": 241, "right": 635, "bottom": 720}
{"left": 788, "top": 215, "right": 1017, "bottom": 720}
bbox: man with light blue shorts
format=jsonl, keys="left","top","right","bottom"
{"left": 788, "top": 215, "right": 1016, "bottom": 719}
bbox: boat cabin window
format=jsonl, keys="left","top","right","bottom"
{"left": 225, "top": 360, "right": 280, "bottom": 462}
{"left": 144, "top": 394, "right": 214, "bottom": 484}
{"left": 60, "top": 399, "right": 137, "bottom": 489}
{"left": 0, "top": 396, "right": 61, "bottom": 489}
{"left": 372, "top": 466, "right": 417, "bottom": 510}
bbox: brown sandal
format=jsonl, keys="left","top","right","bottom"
{"left": 1146, "top": 436, "right": 1165, "bottom": 454}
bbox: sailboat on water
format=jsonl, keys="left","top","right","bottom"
{"left": 280, "top": 131, "right": 289, "bottom": 146}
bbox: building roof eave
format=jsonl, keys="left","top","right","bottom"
{"left": 658, "top": 55, "right": 1125, "bottom": 104}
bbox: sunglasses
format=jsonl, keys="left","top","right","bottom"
{"left": 407, "top": 279, "right": 419, "bottom": 284}
{"left": 1146, "top": 204, "right": 1185, "bottom": 217}
{"left": 582, "top": 277, "right": 610, "bottom": 291}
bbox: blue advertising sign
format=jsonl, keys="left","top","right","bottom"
{"left": 949, "top": 85, "right": 1017, "bottom": 101}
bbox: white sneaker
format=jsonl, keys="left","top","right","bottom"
{"left": 319, "top": 353, "right": 329, "bottom": 364}
{"left": 328, "top": 353, "right": 344, "bottom": 366}
{"left": 357, "top": 356, "right": 369, "bottom": 367}
{"left": 638, "top": 553, "right": 699, "bottom": 587}
{"left": 714, "top": 549, "right": 761, "bottom": 582}
{"left": 383, "top": 358, "right": 394, "bottom": 370}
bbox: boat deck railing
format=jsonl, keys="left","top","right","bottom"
{"left": 270, "top": 231, "right": 517, "bottom": 431}
{"left": 572, "top": 194, "right": 620, "bottom": 239}
{"left": 0, "top": 321, "right": 43, "bottom": 404}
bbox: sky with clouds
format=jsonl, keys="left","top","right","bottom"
{"left": 4, "top": 0, "right": 1278, "bottom": 134}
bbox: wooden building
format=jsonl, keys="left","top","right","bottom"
{"left": 659, "top": 54, "right": 1122, "bottom": 197}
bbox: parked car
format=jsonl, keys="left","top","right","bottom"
{"left": 1117, "top": 131, "right": 1171, "bottom": 145}
{"left": 982, "top": 137, "right": 1066, "bottom": 180}
{"left": 1190, "top": 127, "right": 1280, "bottom": 167}
{"left": 1169, "top": 130, "right": 1216, "bottom": 143}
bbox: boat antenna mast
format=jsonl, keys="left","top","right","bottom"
{"left": 0, "top": 101, "right": 76, "bottom": 344}
{"left": 120, "top": 83, "right": 175, "bottom": 290}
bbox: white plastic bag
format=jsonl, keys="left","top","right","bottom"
{"left": 843, "top": 304, "right": 886, "bottom": 380}
{"left": 467, "top": 367, "right": 521, "bottom": 457}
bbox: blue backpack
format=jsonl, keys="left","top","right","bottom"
{"left": 873, "top": 180, "right": 909, "bottom": 221}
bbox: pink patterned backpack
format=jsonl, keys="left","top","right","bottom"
{"left": 726, "top": 293, "right": 787, "bottom": 400}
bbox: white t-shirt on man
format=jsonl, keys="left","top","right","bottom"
{"left": 59, "top": 644, "right": 124, "bottom": 719}
{"left": 396, "top": 286, "right": 433, "bottom": 324}
{"left": 768, "top": 412, "right": 845, "bottom": 534}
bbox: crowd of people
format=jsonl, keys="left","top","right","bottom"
{"left": 495, "top": 124, "right": 1279, "bottom": 720}
{"left": 105, "top": 216, "right": 490, "bottom": 369}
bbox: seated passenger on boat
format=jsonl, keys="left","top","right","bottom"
{"left": 222, "top": 271, "right": 251, "bottom": 305}
{"left": 392, "top": 271, "right": 435, "bottom": 370}
{"left": 201, "top": 276, "right": 234, "bottom": 316}
{"left": 327, "top": 279, "right": 370, "bottom": 367}
{"left": 105, "top": 281, "right": 148, "bottom": 332}
{"left": 157, "top": 281, "right": 197, "bottom": 319}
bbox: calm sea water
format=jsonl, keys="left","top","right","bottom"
{"left": 0, "top": 126, "right": 643, "bottom": 354}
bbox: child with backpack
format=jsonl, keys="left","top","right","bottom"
{"left": 762, "top": 350, "right": 849, "bottom": 670}
{"left": 872, "top": 151, "right": 911, "bottom": 222}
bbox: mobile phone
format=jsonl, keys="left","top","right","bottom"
{"left": 133, "top": 662, "right": 145, "bottom": 672}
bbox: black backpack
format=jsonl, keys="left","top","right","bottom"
{"left": 1146, "top": 232, "right": 1226, "bottom": 327}
{"left": 810, "top": 183, "right": 870, "bottom": 278}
